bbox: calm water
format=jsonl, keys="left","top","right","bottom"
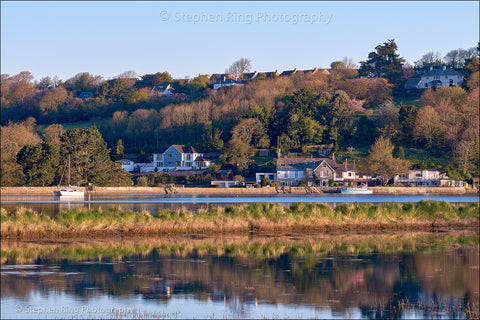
{"left": 1, "top": 193, "right": 478, "bottom": 215}
{"left": 1, "top": 234, "right": 479, "bottom": 319}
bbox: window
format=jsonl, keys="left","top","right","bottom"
{"left": 167, "top": 161, "right": 173, "bottom": 165}
{"left": 348, "top": 172, "right": 352, "bottom": 177}
{"left": 157, "top": 162, "right": 163, "bottom": 167}
{"left": 176, "top": 154, "right": 179, "bottom": 158}
{"left": 185, "top": 162, "right": 192, "bottom": 167}
{"left": 295, "top": 171, "right": 298, "bottom": 178}
{"left": 176, "top": 161, "right": 180, "bottom": 166}
{"left": 323, "top": 171, "right": 328, "bottom": 177}
{"left": 186, "top": 154, "right": 191, "bottom": 160}
{"left": 168, "top": 154, "right": 172, "bottom": 158}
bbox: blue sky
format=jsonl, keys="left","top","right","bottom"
{"left": 1, "top": 1, "right": 478, "bottom": 81}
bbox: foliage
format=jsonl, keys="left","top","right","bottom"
{"left": 17, "top": 140, "right": 60, "bottom": 186}
{"left": 60, "top": 127, "right": 132, "bottom": 186}
{"left": 365, "top": 136, "right": 410, "bottom": 185}
{"left": 359, "top": 39, "right": 405, "bottom": 87}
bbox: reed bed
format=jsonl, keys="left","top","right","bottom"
{"left": 1, "top": 201, "right": 478, "bottom": 239}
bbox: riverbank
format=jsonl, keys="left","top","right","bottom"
{"left": 1, "top": 186, "right": 478, "bottom": 195}
{"left": 1, "top": 201, "right": 478, "bottom": 239}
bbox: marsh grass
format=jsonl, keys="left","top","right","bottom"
{"left": 1, "top": 201, "right": 478, "bottom": 239}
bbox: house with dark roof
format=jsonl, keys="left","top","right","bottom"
{"left": 210, "top": 73, "right": 241, "bottom": 90}
{"left": 416, "top": 66, "right": 464, "bottom": 89}
{"left": 149, "top": 84, "right": 173, "bottom": 97}
{"left": 280, "top": 68, "right": 297, "bottom": 76}
{"left": 276, "top": 157, "right": 360, "bottom": 186}
{"left": 79, "top": 91, "right": 93, "bottom": 99}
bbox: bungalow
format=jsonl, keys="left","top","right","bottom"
{"left": 416, "top": 66, "right": 464, "bottom": 89}
{"left": 393, "top": 169, "right": 464, "bottom": 187}
{"left": 149, "top": 84, "right": 173, "bottom": 97}
{"left": 280, "top": 69, "right": 297, "bottom": 76}
{"left": 211, "top": 169, "right": 244, "bottom": 188}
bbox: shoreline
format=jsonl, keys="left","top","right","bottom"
{"left": 1, "top": 186, "right": 478, "bottom": 196}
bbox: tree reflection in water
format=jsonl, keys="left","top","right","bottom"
{"left": 1, "top": 232, "right": 479, "bottom": 319}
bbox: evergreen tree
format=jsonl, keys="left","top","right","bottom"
{"left": 60, "top": 127, "right": 132, "bottom": 186}
{"left": 359, "top": 39, "right": 405, "bottom": 87}
{"left": 17, "top": 140, "right": 60, "bottom": 186}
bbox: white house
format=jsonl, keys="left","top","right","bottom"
{"left": 149, "top": 84, "right": 173, "bottom": 97}
{"left": 255, "top": 172, "right": 278, "bottom": 185}
{"left": 416, "top": 66, "right": 464, "bottom": 89}
{"left": 394, "top": 170, "right": 445, "bottom": 187}
{"left": 210, "top": 73, "right": 242, "bottom": 90}
{"left": 119, "top": 159, "right": 135, "bottom": 172}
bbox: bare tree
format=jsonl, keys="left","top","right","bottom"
{"left": 117, "top": 70, "right": 138, "bottom": 79}
{"left": 415, "top": 51, "right": 443, "bottom": 68}
{"left": 342, "top": 57, "right": 358, "bottom": 69}
{"left": 227, "top": 58, "right": 252, "bottom": 80}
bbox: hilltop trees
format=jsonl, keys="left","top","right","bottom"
{"left": 227, "top": 58, "right": 252, "bottom": 80}
{"left": 359, "top": 39, "right": 405, "bottom": 87}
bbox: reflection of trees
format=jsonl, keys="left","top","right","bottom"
{"left": 1, "top": 234, "right": 478, "bottom": 318}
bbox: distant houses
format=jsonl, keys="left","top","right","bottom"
{"left": 210, "top": 68, "right": 324, "bottom": 90}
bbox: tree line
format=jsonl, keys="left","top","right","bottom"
{"left": 1, "top": 40, "right": 479, "bottom": 186}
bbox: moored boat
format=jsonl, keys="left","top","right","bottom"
{"left": 340, "top": 185, "right": 373, "bottom": 194}
{"left": 54, "top": 155, "right": 85, "bottom": 198}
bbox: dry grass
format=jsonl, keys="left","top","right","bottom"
{"left": 1, "top": 201, "right": 478, "bottom": 239}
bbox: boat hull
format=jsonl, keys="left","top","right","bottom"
{"left": 54, "top": 189, "right": 84, "bottom": 197}
{"left": 340, "top": 188, "right": 373, "bottom": 194}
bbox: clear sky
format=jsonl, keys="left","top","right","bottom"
{"left": 1, "top": 1, "right": 479, "bottom": 81}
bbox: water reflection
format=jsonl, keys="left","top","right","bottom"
{"left": 1, "top": 233, "right": 479, "bottom": 319}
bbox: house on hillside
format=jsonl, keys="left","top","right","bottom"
{"left": 257, "top": 70, "right": 280, "bottom": 78}
{"left": 149, "top": 84, "right": 173, "bottom": 97}
{"left": 415, "top": 66, "right": 464, "bottom": 89}
{"left": 281, "top": 69, "right": 297, "bottom": 76}
{"left": 79, "top": 91, "right": 93, "bottom": 99}
{"left": 210, "top": 73, "right": 241, "bottom": 90}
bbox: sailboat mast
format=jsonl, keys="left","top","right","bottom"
{"left": 68, "top": 154, "right": 71, "bottom": 186}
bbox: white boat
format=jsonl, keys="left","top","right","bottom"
{"left": 54, "top": 155, "right": 84, "bottom": 197}
{"left": 54, "top": 188, "right": 84, "bottom": 197}
{"left": 340, "top": 185, "right": 373, "bottom": 194}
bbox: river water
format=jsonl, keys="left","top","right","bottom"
{"left": 1, "top": 193, "right": 478, "bottom": 216}
{"left": 1, "top": 233, "right": 479, "bottom": 319}
{"left": 1, "top": 194, "right": 479, "bottom": 319}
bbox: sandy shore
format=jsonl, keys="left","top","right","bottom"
{"left": 1, "top": 186, "right": 477, "bottom": 196}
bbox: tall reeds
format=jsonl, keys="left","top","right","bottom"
{"left": 1, "top": 201, "right": 478, "bottom": 239}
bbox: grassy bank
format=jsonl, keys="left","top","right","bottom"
{"left": 1, "top": 201, "right": 478, "bottom": 239}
